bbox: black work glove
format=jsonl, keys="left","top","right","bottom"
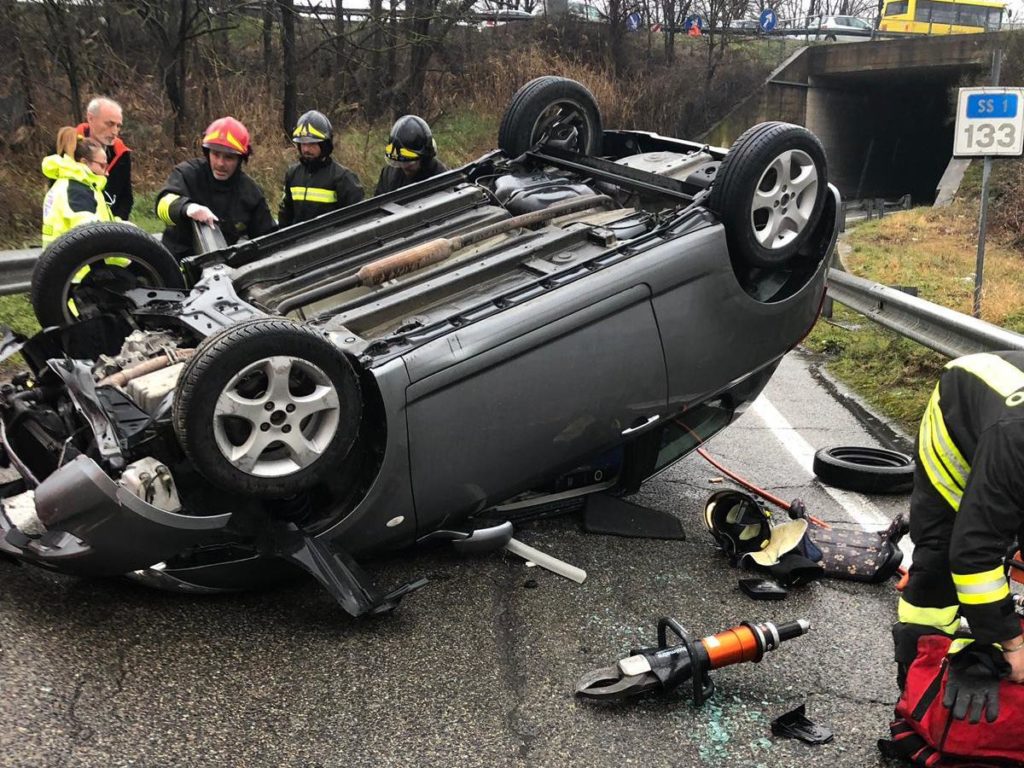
{"left": 942, "top": 644, "right": 1011, "bottom": 724}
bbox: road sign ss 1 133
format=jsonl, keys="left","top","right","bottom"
{"left": 953, "top": 87, "right": 1024, "bottom": 157}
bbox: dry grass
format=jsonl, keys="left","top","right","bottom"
{"left": 807, "top": 201, "right": 1024, "bottom": 434}
{"left": 844, "top": 203, "right": 1024, "bottom": 331}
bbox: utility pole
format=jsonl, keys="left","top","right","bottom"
{"left": 973, "top": 48, "right": 1001, "bottom": 318}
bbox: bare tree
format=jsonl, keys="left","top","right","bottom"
{"left": 134, "top": 0, "right": 221, "bottom": 146}
{"left": 4, "top": 0, "right": 37, "bottom": 128}
{"left": 389, "top": 0, "right": 479, "bottom": 115}
{"left": 41, "top": 0, "right": 85, "bottom": 121}
{"left": 367, "top": 0, "right": 386, "bottom": 119}
{"left": 263, "top": 1, "right": 277, "bottom": 76}
{"left": 661, "top": 0, "right": 693, "bottom": 61}
{"left": 607, "top": 0, "right": 628, "bottom": 76}
{"left": 279, "top": 0, "right": 297, "bottom": 137}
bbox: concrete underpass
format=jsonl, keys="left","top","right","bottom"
{"left": 705, "top": 33, "right": 1009, "bottom": 203}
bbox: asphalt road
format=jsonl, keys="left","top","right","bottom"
{"left": 0, "top": 348, "right": 917, "bottom": 768}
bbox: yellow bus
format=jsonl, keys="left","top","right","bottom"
{"left": 879, "top": 0, "right": 1005, "bottom": 33}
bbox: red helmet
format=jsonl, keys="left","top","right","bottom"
{"left": 202, "top": 116, "right": 251, "bottom": 158}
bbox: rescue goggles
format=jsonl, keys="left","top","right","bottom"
{"left": 385, "top": 143, "right": 422, "bottom": 162}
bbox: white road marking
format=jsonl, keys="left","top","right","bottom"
{"left": 751, "top": 395, "right": 914, "bottom": 561}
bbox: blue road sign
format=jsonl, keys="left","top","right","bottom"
{"left": 683, "top": 14, "right": 704, "bottom": 31}
{"left": 759, "top": 8, "right": 777, "bottom": 31}
{"left": 626, "top": 11, "right": 642, "bottom": 31}
{"left": 966, "top": 92, "right": 1019, "bottom": 119}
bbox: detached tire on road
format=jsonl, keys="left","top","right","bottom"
{"left": 708, "top": 122, "right": 828, "bottom": 269}
{"left": 812, "top": 446, "right": 915, "bottom": 495}
{"left": 172, "top": 318, "right": 362, "bottom": 498}
{"left": 498, "top": 76, "right": 603, "bottom": 157}
{"left": 31, "top": 222, "right": 185, "bottom": 328}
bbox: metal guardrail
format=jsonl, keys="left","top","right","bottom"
{"left": 0, "top": 249, "right": 40, "bottom": 297}
{"left": 841, "top": 195, "right": 912, "bottom": 227}
{"left": 827, "top": 268, "right": 1024, "bottom": 357}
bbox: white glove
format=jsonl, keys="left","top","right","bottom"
{"left": 185, "top": 203, "right": 219, "bottom": 225}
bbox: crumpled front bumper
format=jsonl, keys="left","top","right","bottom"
{"left": 0, "top": 454, "right": 232, "bottom": 575}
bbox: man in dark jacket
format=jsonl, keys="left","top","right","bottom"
{"left": 894, "top": 351, "right": 1024, "bottom": 723}
{"left": 76, "top": 96, "right": 133, "bottom": 219}
{"left": 155, "top": 116, "right": 276, "bottom": 260}
{"left": 279, "top": 110, "right": 363, "bottom": 227}
{"left": 374, "top": 115, "right": 448, "bottom": 196}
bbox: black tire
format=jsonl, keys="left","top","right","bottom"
{"left": 812, "top": 446, "right": 915, "bottom": 495}
{"left": 31, "top": 222, "right": 185, "bottom": 328}
{"left": 708, "top": 122, "right": 828, "bottom": 269}
{"left": 498, "top": 76, "right": 603, "bottom": 157}
{"left": 172, "top": 318, "right": 362, "bottom": 498}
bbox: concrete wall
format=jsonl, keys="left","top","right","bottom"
{"left": 702, "top": 31, "right": 1007, "bottom": 200}
{"left": 702, "top": 47, "right": 811, "bottom": 147}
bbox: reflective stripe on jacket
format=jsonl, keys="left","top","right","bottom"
{"left": 40, "top": 153, "right": 114, "bottom": 246}
{"left": 910, "top": 351, "right": 1024, "bottom": 644}
{"left": 155, "top": 157, "right": 277, "bottom": 260}
{"left": 278, "top": 159, "right": 363, "bottom": 227}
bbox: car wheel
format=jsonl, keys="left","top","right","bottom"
{"left": 31, "top": 222, "right": 185, "bottom": 328}
{"left": 825, "top": 34, "right": 837, "bottom": 42}
{"left": 708, "top": 121, "right": 827, "bottom": 269}
{"left": 172, "top": 318, "right": 362, "bottom": 498}
{"left": 498, "top": 76, "right": 603, "bottom": 157}
{"left": 812, "top": 446, "right": 915, "bottom": 494}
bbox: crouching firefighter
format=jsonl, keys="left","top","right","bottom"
{"left": 882, "top": 352, "right": 1024, "bottom": 767}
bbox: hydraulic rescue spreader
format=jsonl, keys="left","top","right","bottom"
{"left": 576, "top": 617, "right": 811, "bottom": 705}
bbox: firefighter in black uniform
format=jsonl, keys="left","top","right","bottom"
{"left": 155, "top": 116, "right": 276, "bottom": 260}
{"left": 895, "top": 351, "right": 1024, "bottom": 723}
{"left": 374, "top": 115, "right": 448, "bottom": 195}
{"left": 279, "top": 110, "right": 363, "bottom": 227}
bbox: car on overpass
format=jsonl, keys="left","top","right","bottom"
{"left": 785, "top": 14, "right": 876, "bottom": 40}
{"left": 0, "top": 77, "right": 840, "bottom": 616}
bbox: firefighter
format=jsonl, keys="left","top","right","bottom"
{"left": 41, "top": 127, "right": 116, "bottom": 246}
{"left": 155, "top": 117, "right": 276, "bottom": 259}
{"left": 76, "top": 97, "right": 133, "bottom": 219}
{"left": 374, "top": 115, "right": 448, "bottom": 195}
{"left": 895, "top": 351, "right": 1024, "bottom": 723}
{"left": 279, "top": 110, "right": 363, "bottom": 227}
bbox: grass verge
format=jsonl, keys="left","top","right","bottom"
{"left": 804, "top": 202, "right": 1024, "bottom": 435}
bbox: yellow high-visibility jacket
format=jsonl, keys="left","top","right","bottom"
{"left": 41, "top": 154, "right": 115, "bottom": 247}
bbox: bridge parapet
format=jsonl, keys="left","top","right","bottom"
{"left": 703, "top": 31, "right": 1014, "bottom": 203}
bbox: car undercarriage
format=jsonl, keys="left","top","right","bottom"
{"left": 0, "top": 77, "right": 840, "bottom": 615}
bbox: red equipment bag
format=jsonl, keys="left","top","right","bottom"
{"left": 880, "top": 633, "right": 1024, "bottom": 767}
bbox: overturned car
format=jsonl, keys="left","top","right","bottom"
{"left": 0, "top": 77, "right": 840, "bottom": 615}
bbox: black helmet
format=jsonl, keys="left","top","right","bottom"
{"left": 292, "top": 110, "right": 333, "bottom": 157}
{"left": 385, "top": 115, "right": 436, "bottom": 162}
{"left": 703, "top": 490, "right": 772, "bottom": 560}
